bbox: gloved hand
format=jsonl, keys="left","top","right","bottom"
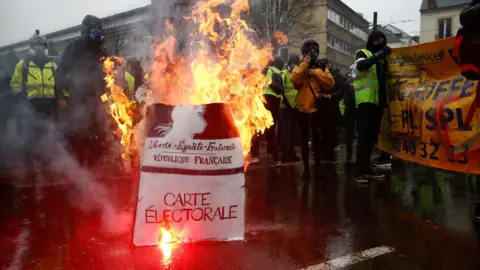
{"left": 383, "top": 45, "right": 392, "bottom": 55}
{"left": 374, "top": 46, "right": 392, "bottom": 59}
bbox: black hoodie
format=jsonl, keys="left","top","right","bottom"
{"left": 355, "top": 31, "right": 389, "bottom": 108}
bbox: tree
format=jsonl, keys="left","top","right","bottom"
{"left": 247, "top": 0, "right": 323, "bottom": 53}
{"left": 103, "top": 31, "right": 128, "bottom": 56}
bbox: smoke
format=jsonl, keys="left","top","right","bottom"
{"left": 1, "top": 99, "right": 131, "bottom": 235}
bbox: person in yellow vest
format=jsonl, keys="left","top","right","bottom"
{"left": 10, "top": 32, "right": 60, "bottom": 178}
{"left": 263, "top": 56, "right": 285, "bottom": 164}
{"left": 291, "top": 38, "right": 335, "bottom": 179}
{"left": 351, "top": 30, "right": 392, "bottom": 183}
{"left": 279, "top": 54, "right": 300, "bottom": 163}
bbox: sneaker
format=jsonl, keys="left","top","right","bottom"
{"left": 365, "top": 170, "right": 385, "bottom": 180}
{"left": 373, "top": 159, "right": 392, "bottom": 168}
{"left": 355, "top": 175, "right": 369, "bottom": 184}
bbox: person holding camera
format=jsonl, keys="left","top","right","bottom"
{"left": 291, "top": 39, "right": 335, "bottom": 179}
{"left": 351, "top": 31, "right": 392, "bottom": 183}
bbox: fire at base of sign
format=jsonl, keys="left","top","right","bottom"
{"left": 133, "top": 103, "right": 245, "bottom": 246}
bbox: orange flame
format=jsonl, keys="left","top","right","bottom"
{"left": 273, "top": 31, "right": 288, "bottom": 45}
{"left": 103, "top": 0, "right": 282, "bottom": 163}
{"left": 102, "top": 57, "right": 137, "bottom": 165}
{"left": 149, "top": 0, "right": 275, "bottom": 160}
{"left": 158, "top": 227, "right": 178, "bottom": 265}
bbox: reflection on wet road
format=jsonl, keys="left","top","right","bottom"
{"left": 1, "top": 151, "right": 480, "bottom": 269}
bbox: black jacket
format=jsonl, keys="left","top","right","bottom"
{"left": 55, "top": 37, "right": 109, "bottom": 137}
{"left": 354, "top": 31, "right": 389, "bottom": 108}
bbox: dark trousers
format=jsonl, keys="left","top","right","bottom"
{"left": 345, "top": 106, "right": 357, "bottom": 158}
{"left": 356, "top": 103, "right": 390, "bottom": 174}
{"left": 318, "top": 110, "right": 337, "bottom": 161}
{"left": 280, "top": 108, "right": 298, "bottom": 160}
{"left": 298, "top": 111, "right": 321, "bottom": 170}
{"left": 20, "top": 105, "right": 56, "bottom": 176}
{"left": 264, "top": 95, "right": 280, "bottom": 161}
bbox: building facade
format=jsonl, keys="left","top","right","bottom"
{"left": 0, "top": 5, "right": 153, "bottom": 66}
{"left": 420, "top": 0, "right": 470, "bottom": 43}
{"left": 377, "top": 24, "right": 419, "bottom": 48}
{"left": 324, "top": 0, "right": 369, "bottom": 71}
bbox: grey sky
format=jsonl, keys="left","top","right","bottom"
{"left": 343, "top": 0, "right": 421, "bottom": 35}
{"left": 0, "top": 0, "right": 421, "bottom": 47}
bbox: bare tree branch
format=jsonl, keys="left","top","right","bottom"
{"left": 247, "top": 0, "right": 323, "bottom": 53}
{"left": 103, "top": 29, "right": 128, "bottom": 56}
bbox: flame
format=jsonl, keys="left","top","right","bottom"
{"left": 158, "top": 227, "right": 178, "bottom": 265}
{"left": 102, "top": 56, "right": 137, "bottom": 166}
{"left": 273, "top": 31, "right": 288, "bottom": 45}
{"left": 103, "top": 0, "right": 280, "bottom": 164}
{"left": 150, "top": 0, "right": 275, "bottom": 160}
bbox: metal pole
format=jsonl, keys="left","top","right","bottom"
{"left": 373, "top": 12, "right": 378, "bottom": 31}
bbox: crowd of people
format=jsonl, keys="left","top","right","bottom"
{"left": 0, "top": 0, "right": 478, "bottom": 185}
{"left": 251, "top": 33, "right": 393, "bottom": 183}
{"left": 0, "top": 15, "right": 146, "bottom": 179}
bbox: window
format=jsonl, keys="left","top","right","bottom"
{"left": 438, "top": 18, "right": 452, "bottom": 40}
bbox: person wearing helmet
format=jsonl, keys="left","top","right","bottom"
{"left": 10, "top": 31, "right": 59, "bottom": 179}
{"left": 262, "top": 55, "right": 286, "bottom": 165}
{"left": 279, "top": 54, "right": 300, "bottom": 163}
{"left": 55, "top": 15, "right": 109, "bottom": 170}
{"left": 351, "top": 30, "right": 392, "bottom": 183}
{"left": 290, "top": 38, "right": 335, "bottom": 179}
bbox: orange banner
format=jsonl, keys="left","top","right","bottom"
{"left": 378, "top": 37, "right": 480, "bottom": 174}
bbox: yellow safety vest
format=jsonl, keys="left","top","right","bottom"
{"left": 264, "top": 66, "right": 283, "bottom": 99}
{"left": 10, "top": 60, "right": 57, "bottom": 100}
{"left": 353, "top": 49, "right": 379, "bottom": 107}
{"left": 280, "top": 69, "right": 297, "bottom": 108}
{"left": 125, "top": 71, "right": 135, "bottom": 99}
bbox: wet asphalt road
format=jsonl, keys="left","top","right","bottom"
{"left": 1, "top": 146, "right": 480, "bottom": 269}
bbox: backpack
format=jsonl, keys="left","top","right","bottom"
{"left": 451, "top": 1, "right": 480, "bottom": 80}
{"left": 268, "top": 68, "right": 285, "bottom": 94}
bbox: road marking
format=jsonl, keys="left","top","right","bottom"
{"left": 303, "top": 245, "right": 395, "bottom": 270}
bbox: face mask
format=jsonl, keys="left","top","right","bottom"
{"left": 89, "top": 28, "right": 104, "bottom": 41}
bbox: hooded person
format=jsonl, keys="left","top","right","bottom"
{"left": 290, "top": 38, "right": 335, "bottom": 179}
{"left": 55, "top": 15, "right": 110, "bottom": 170}
{"left": 350, "top": 30, "right": 392, "bottom": 183}
{"left": 10, "top": 31, "right": 59, "bottom": 179}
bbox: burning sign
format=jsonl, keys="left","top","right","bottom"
{"left": 103, "top": 0, "right": 286, "bottom": 165}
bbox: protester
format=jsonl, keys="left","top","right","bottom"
{"left": 351, "top": 31, "right": 392, "bottom": 183}
{"left": 279, "top": 54, "right": 300, "bottom": 163}
{"left": 9, "top": 32, "right": 59, "bottom": 179}
{"left": 291, "top": 38, "right": 335, "bottom": 179}
{"left": 343, "top": 80, "right": 357, "bottom": 162}
{"left": 316, "top": 60, "right": 345, "bottom": 163}
{"left": 56, "top": 15, "right": 109, "bottom": 170}
{"left": 263, "top": 56, "right": 285, "bottom": 164}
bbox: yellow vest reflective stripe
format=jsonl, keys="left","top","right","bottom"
{"left": 353, "top": 49, "right": 379, "bottom": 107}
{"left": 339, "top": 100, "right": 346, "bottom": 116}
{"left": 264, "top": 67, "right": 283, "bottom": 98}
{"left": 280, "top": 70, "right": 297, "bottom": 108}
{"left": 10, "top": 60, "right": 56, "bottom": 99}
